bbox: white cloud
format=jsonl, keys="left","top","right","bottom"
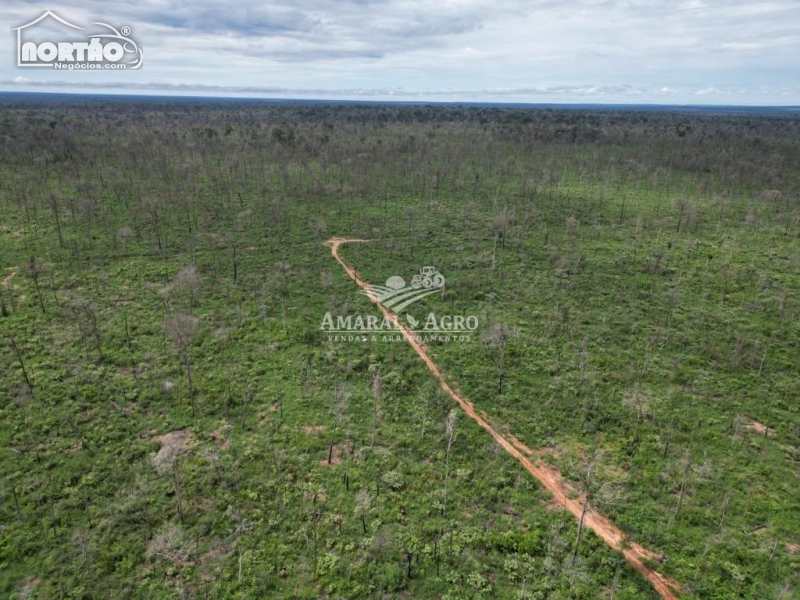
{"left": 0, "top": 0, "right": 797, "bottom": 104}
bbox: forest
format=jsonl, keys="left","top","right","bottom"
{"left": 1, "top": 96, "right": 799, "bottom": 599}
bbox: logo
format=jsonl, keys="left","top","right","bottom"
{"left": 359, "top": 266, "right": 445, "bottom": 312}
{"left": 321, "top": 265, "right": 479, "bottom": 343}
{"left": 13, "top": 10, "right": 143, "bottom": 70}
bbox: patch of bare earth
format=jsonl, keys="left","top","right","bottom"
{"left": 199, "top": 541, "right": 232, "bottom": 580}
{"left": 257, "top": 403, "right": 283, "bottom": 423}
{"left": 0, "top": 226, "right": 24, "bottom": 238}
{"left": 209, "top": 429, "right": 230, "bottom": 449}
{"left": 19, "top": 578, "right": 40, "bottom": 600}
{"left": 785, "top": 543, "right": 800, "bottom": 555}
{"left": 319, "top": 443, "right": 347, "bottom": 467}
{"left": 302, "top": 424, "right": 326, "bottom": 434}
{"left": 502, "top": 505, "right": 518, "bottom": 517}
{"left": 151, "top": 429, "right": 194, "bottom": 462}
{"left": 2, "top": 266, "right": 19, "bottom": 288}
{"left": 745, "top": 421, "right": 775, "bottom": 435}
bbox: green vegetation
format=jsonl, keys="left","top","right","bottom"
{"left": 1, "top": 98, "right": 799, "bottom": 599}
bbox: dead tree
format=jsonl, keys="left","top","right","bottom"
{"left": 164, "top": 314, "right": 201, "bottom": 415}
{"left": 442, "top": 410, "right": 457, "bottom": 517}
{"left": 483, "top": 322, "right": 519, "bottom": 395}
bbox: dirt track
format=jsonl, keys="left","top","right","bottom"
{"left": 326, "top": 237, "right": 682, "bottom": 600}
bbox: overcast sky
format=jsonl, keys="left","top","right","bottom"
{"left": 1, "top": 0, "right": 798, "bottom": 104}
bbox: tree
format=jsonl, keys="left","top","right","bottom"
{"left": 26, "top": 256, "right": 46, "bottom": 313}
{"left": 571, "top": 443, "right": 601, "bottom": 565}
{"left": 0, "top": 281, "right": 8, "bottom": 317}
{"left": 49, "top": 193, "right": 65, "bottom": 248}
{"left": 115, "top": 226, "right": 135, "bottom": 252}
{"left": 354, "top": 489, "right": 372, "bottom": 534}
{"left": 328, "top": 386, "right": 350, "bottom": 465}
{"left": 371, "top": 371, "right": 382, "bottom": 447}
{"left": 442, "top": 410, "right": 457, "bottom": 517}
{"left": 667, "top": 449, "right": 712, "bottom": 527}
{"left": 146, "top": 524, "right": 194, "bottom": 599}
{"left": 483, "top": 322, "right": 518, "bottom": 395}
{"left": 163, "top": 265, "right": 201, "bottom": 314}
{"left": 397, "top": 531, "right": 422, "bottom": 582}
{"left": 303, "top": 485, "right": 327, "bottom": 570}
{"left": 9, "top": 336, "right": 34, "bottom": 398}
{"left": 277, "top": 261, "right": 291, "bottom": 333}
{"left": 622, "top": 386, "right": 654, "bottom": 440}
{"left": 276, "top": 261, "right": 291, "bottom": 297}
{"left": 152, "top": 444, "right": 186, "bottom": 523}
{"left": 69, "top": 301, "right": 103, "bottom": 360}
{"left": 139, "top": 196, "right": 164, "bottom": 251}
{"left": 174, "top": 265, "right": 201, "bottom": 311}
{"left": 489, "top": 206, "right": 513, "bottom": 269}
{"left": 164, "top": 314, "right": 201, "bottom": 415}
{"left": 674, "top": 197, "right": 691, "bottom": 232}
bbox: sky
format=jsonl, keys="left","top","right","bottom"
{"left": 1, "top": 0, "right": 798, "bottom": 105}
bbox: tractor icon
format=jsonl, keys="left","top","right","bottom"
{"left": 411, "top": 266, "right": 444, "bottom": 289}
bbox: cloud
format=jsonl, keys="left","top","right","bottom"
{"left": 0, "top": 0, "right": 798, "bottom": 103}
{"left": 134, "top": 0, "right": 500, "bottom": 61}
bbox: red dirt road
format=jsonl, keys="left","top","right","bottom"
{"left": 326, "top": 237, "right": 682, "bottom": 600}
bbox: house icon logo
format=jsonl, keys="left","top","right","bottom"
{"left": 13, "top": 10, "right": 143, "bottom": 70}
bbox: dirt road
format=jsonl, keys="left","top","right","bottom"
{"left": 325, "top": 237, "right": 682, "bottom": 600}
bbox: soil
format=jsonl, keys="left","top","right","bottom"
{"left": 2, "top": 266, "right": 19, "bottom": 287}
{"left": 745, "top": 421, "right": 775, "bottom": 436}
{"left": 301, "top": 424, "right": 327, "bottom": 434}
{"left": 151, "top": 429, "right": 194, "bottom": 463}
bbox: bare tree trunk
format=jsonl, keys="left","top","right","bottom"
{"left": 443, "top": 411, "right": 456, "bottom": 517}
{"left": 173, "top": 468, "right": 184, "bottom": 523}
{"left": 10, "top": 337, "right": 34, "bottom": 397}
{"left": 572, "top": 444, "right": 600, "bottom": 563}
{"left": 371, "top": 373, "right": 381, "bottom": 447}
{"left": 572, "top": 494, "right": 589, "bottom": 565}
{"left": 184, "top": 353, "right": 196, "bottom": 416}
{"left": 610, "top": 556, "right": 622, "bottom": 600}
{"left": 231, "top": 244, "right": 238, "bottom": 283}
{"left": 670, "top": 453, "right": 692, "bottom": 527}
{"left": 29, "top": 260, "right": 46, "bottom": 314}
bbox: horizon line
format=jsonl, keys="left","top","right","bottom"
{"left": 1, "top": 89, "right": 799, "bottom": 110}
